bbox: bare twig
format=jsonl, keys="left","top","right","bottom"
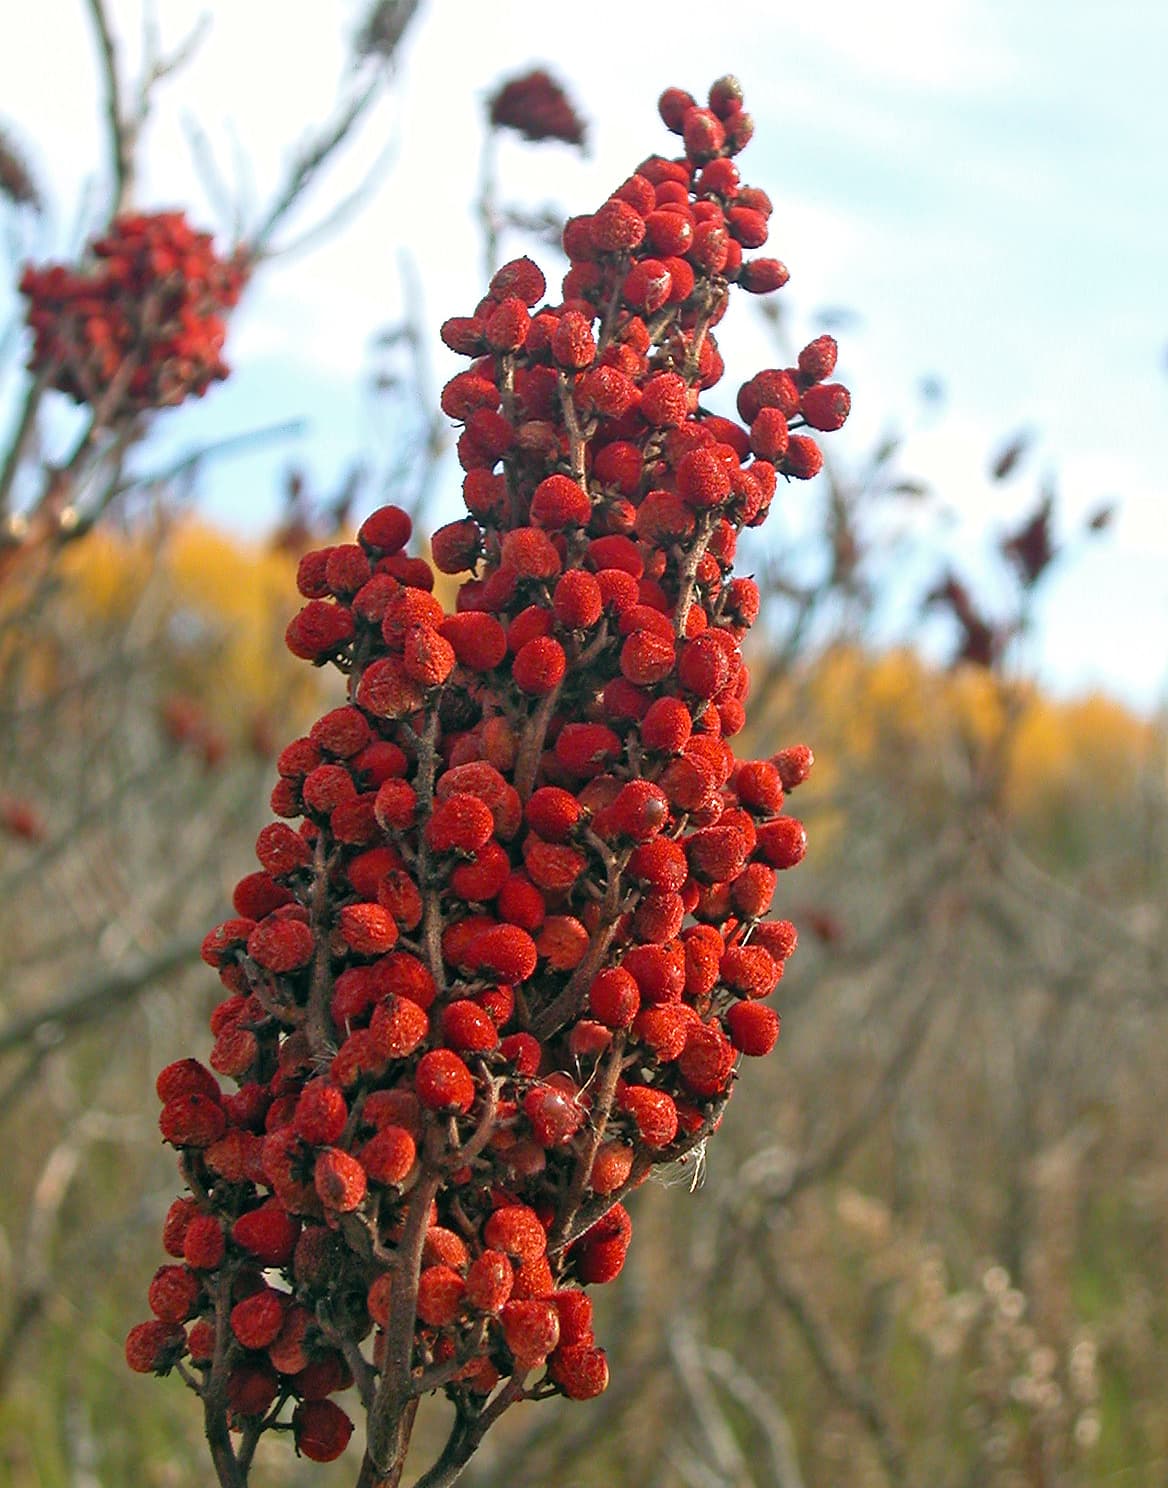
{"left": 768, "top": 1259, "right": 907, "bottom": 1487}
{"left": 84, "top": 0, "right": 133, "bottom": 213}
{"left": 249, "top": 73, "right": 386, "bottom": 257}
{"left": 0, "top": 932, "right": 204, "bottom": 1058}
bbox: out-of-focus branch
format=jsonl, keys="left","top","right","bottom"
{"left": 115, "top": 418, "right": 307, "bottom": 497}
{"left": 667, "top": 1313, "right": 748, "bottom": 1485}
{"left": 0, "top": 1112, "right": 140, "bottom": 1397}
{"left": 0, "top": 367, "right": 51, "bottom": 519}
{"left": 249, "top": 74, "right": 386, "bottom": 257}
{"left": 768, "top": 1259, "right": 907, "bottom": 1487}
{"left": 704, "top": 1347, "right": 807, "bottom": 1488}
{"left": 0, "top": 932, "right": 203, "bottom": 1057}
{"left": 84, "top": 0, "right": 133, "bottom": 213}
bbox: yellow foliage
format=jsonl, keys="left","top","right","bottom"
{"left": 745, "top": 642, "right": 1152, "bottom": 831}
{"left": 54, "top": 518, "right": 327, "bottom": 734}
{"left": 15, "top": 524, "right": 1152, "bottom": 816}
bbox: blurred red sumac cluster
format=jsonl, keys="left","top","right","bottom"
{"left": 19, "top": 211, "right": 245, "bottom": 412}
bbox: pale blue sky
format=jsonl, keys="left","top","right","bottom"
{"left": 3, "top": 0, "right": 1166, "bottom": 709}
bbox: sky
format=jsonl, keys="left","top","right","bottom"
{"left": 2, "top": 0, "right": 1166, "bottom": 711}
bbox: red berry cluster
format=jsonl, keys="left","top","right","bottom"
{"left": 19, "top": 211, "right": 245, "bottom": 413}
{"left": 487, "top": 68, "right": 586, "bottom": 147}
{"left": 127, "top": 78, "right": 843, "bottom": 1480}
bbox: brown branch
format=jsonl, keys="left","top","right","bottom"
{"left": 475, "top": 127, "right": 500, "bottom": 282}
{"left": 551, "top": 1094, "right": 730, "bottom": 1255}
{"left": 497, "top": 352, "right": 522, "bottom": 527}
{"left": 305, "top": 833, "right": 337, "bottom": 1059}
{"left": 768, "top": 1259, "right": 907, "bottom": 1487}
{"left": 362, "top": 1130, "right": 443, "bottom": 1481}
{"left": 514, "top": 622, "right": 610, "bottom": 804}
{"left": 673, "top": 513, "right": 716, "bottom": 639}
{"left": 0, "top": 932, "right": 203, "bottom": 1057}
{"left": 412, "top": 707, "right": 448, "bottom": 995}
{"left": 412, "top": 1376, "right": 529, "bottom": 1488}
{"left": 513, "top": 684, "right": 562, "bottom": 805}
{"left": 249, "top": 71, "right": 387, "bottom": 257}
{"left": 0, "top": 367, "right": 51, "bottom": 518}
{"left": 84, "top": 0, "right": 133, "bottom": 213}
{"left": 527, "top": 918, "right": 620, "bottom": 1043}
{"left": 596, "top": 259, "right": 630, "bottom": 353}
{"left": 441, "top": 1068, "right": 501, "bottom": 1172}
{"left": 549, "top": 1034, "right": 626, "bottom": 1250}
{"left": 556, "top": 371, "right": 590, "bottom": 486}
{"left": 204, "top": 1269, "right": 246, "bottom": 1488}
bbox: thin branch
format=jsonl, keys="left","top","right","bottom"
{"left": 116, "top": 419, "right": 306, "bottom": 496}
{"left": 249, "top": 73, "right": 386, "bottom": 257}
{"left": 0, "top": 932, "right": 203, "bottom": 1057}
{"left": 0, "top": 367, "right": 51, "bottom": 517}
{"left": 84, "top": 0, "right": 133, "bottom": 213}
{"left": 264, "top": 136, "right": 400, "bottom": 262}
{"left": 412, "top": 1376, "right": 529, "bottom": 1488}
{"left": 768, "top": 1259, "right": 907, "bottom": 1488}
{"left": 667, "top": 1312, "right": 747, "bottom": 1484}
{"left": 704, "top": 1347, "right": 807, "bottom": 1488}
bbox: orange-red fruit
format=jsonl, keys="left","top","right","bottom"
{"left": 739, "top": 257, "right": 790, "bottom": 294}
{"left": 440, "top": 611, "right": 507, "bottom": 670}
{"left": 227, "top": 1361, "right": 280, "bottom": 1417}
{"left": 798, "top": 334, "right": 838, "bottom": 382}
{"left": 550, "top": 311, "right": 596, "bottom": 369}
{"left": 293, "top": 1399, "right": 354, "bottom": 1463}
{"left": 369, "top": 994, "right": 429, "bottom": 1057}
{"left": 233, "top": 1199, "right": 300, "bottom": 1265}
{"left": 784, "top": 434, "right": 824, "bottom": 480}
{"left": 182, "top": 1214, "right": 225, "bottom": 1270}
{"left": 291, "top": 1083, "right": 346, "bottom": 1148}
{"left": 640, "top": 696, "right": 693, "bottom": 752}
{"left": 159, "top": 1092, "right": 227, "bottom": 1149}
{"left": 590, "top": 1139, "right": 635, "bottom": 1193}
{"left": 772, "top": 744, "right": 814, "bottom": 790}
{"left": 531, "top": 473, "right": 592, "bottom": 529}
{"left": 231, "top": 1287, "right": 285, "bottom": 1349}
{"left": 607, "top": 779, "right": 670, "bottom": 841}
{"left": 756, "top": 817, "right": 808, "bottom": 869}
{"left": 403, "top": 623, "right": 456, "bottom": 684}
{"left": 466, "top": 1250, "right": 514, "bottom": 1312}
{"left": 720, "top": 944, "right": 781, "bottom": 998}
{"left": 247, "top": 917, "right": 314, "bottom": 973}
{"left": 314, "top": 1148, "right": 367, "bottom": 1212}
{"left": 553, "top": 570, "right": 603, "bottom": 629}
{"left": 678, "top": 1021, "right": 735, "bottom": 1096}
{"left": 484, "top": 1205, "right": 547, "bottom": 1261}
{"left": 501, "top": 1299, "right": 560, "bottom": 1367}
{"left": 416, "top": 1265, "right": 467, "bottom": 1326}
{"left": 415, "top": 1049, "right": 476, "bottom": 1112}
{"left": 426, "top": 793, "right": 494, "bottom": 853}
{"left": 513, "top": 635, "right": 567, "bottom": 695}
{"left": 471, "top": 923, "right": 538, "bottom": 981}
{"left": 588, "top": 966, "right": 640, "bottom": 1028}
{"left": 550, "top": 1343, "right": 610, "bottom": 1399}
{"left": 156, "top": 1058, "right": 221, "bottom": 1105}
{"left": 727, "top": 1001, "right": 781, "bottom": 1055}
{"left": 148, "top": 1265, "right": 200, "bottom": 1322}
{"left": 442, "top": 999, "right": 500, "bottom": 1052}
{"left": 125, "top": 1320, "right": 186, "bottom": 1374}
{"left": 800, "top": 382, "right": 851, "bottom": 432}
{"left": 619, "top": 1084, "right": 679, "bottom": 1147}
{"left": 360, "top": 1125, "right": 417, "bottom": 1185}
{"left": 524, "top": 1082, "right": 585, "bottom": 1146}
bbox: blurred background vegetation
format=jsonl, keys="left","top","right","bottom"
{"left": 2, "top": 4, "right": 1165, "bottom": 1487}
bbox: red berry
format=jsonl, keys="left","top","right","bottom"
{"left": 293, "top": 1400, "right": 354, "bottom": 1463}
